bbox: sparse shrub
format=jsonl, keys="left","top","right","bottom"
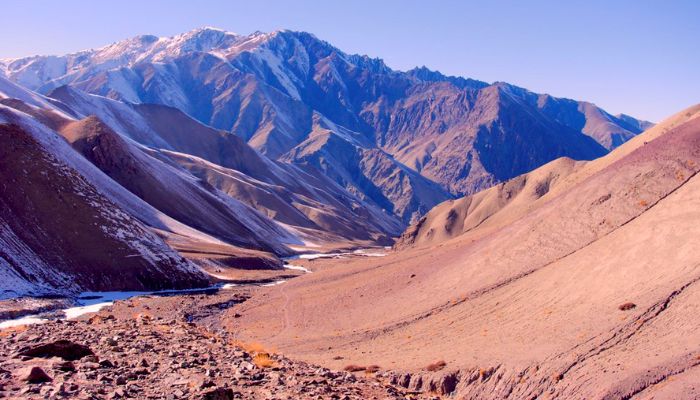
{"left": 425, "top": 360, "right": 447, "bottom": 372}
{"left": 676, "top": 170, "right": 686, "bottom": 181}
{"left": 618, "top": 302, "right": 636, "bottom": 311}
{"left": 231, "top": 340, "right": 268, "bottom": 354}
{"left": 252, "top": 352, "right": 276, "bottom": 368}
{"left": 0, "top": 325, "right": 28, "bottom": 337}
{"left": 231, "top": 340, "right": 277, "bottom": 368}
{"left": 344, "top": 364, "right": 366, "bottom": 372}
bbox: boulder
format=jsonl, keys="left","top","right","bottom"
{"left": 18, "top": 340, "right": 94, "bottom": 361}
{"left": 202, "top": 387, "right": 235, "bottom": 400}
{"left": 20, "top": 366, "right": 52, "bottom": 384}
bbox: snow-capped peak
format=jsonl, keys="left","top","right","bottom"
{"left": 163, "top": 27, "right": 241, "bottom": 54}
{"left": 2, "top": 27, "right": 398, "bottom": 104}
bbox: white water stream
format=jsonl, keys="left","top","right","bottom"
{"left": 0, "top": 248, "right": 386, "bottom": 329}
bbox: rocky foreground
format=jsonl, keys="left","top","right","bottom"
{"left": 0, "top": 288, "right": 428, "bottom": 400}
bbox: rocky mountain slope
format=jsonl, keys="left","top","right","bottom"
{"left": 0, "top": 63, "right": 420, "bottom": 294}
{"left": 0, "top": 73, "right": 408, "bottom": 297}
{"left": 59, "top": 116, "right": 293, "bottom": 255}
{"left": 397, "top": 104, "right": 700, "bottom": 249}
{"left": 47, "top": 85, "right": 402, "bottom": 242}
{"left": 2, "top": 27, "right": 652, "bottom": 223}
{"left": 231, "top": 104, "right": 700, "bottom": 398}
{"left": 0, "top": 110, "right": 207, "bottom": 299}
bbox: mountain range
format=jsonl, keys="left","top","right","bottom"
{"left": 1, "top": 27, "right": 651, "bottom": 225}
{"left": 0, "top": 27, "right": 652, "bottom": 298}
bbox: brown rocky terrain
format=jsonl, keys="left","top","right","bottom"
{"left": 0, "top": 100, "right": 697, "bottom": 397}
{"left": 0, "top": 121, "right": 207, "bottom": 298}
{"left": 0, "top": 288, "right": 417, "bottom": 400}
{"left": 59, "top": 116, "right": 292, "bottom": 257}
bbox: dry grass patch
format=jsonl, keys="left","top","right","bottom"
{"left": 425, "top": 360, "right": 447, "bottom": 372}
{"left": 232, "top": 340, "right": 277, "bottom": 368}
{"left": 232, "top": 340, "right": 268, "bottom": 354}
{"left": 676, "top": 170, "right": 686, "bottom": 181}
{"left": 252, "top": 352, "right": 276, "bottom": 369}
{"left": 0, "top": 325, "right": 28, "bottom": 337}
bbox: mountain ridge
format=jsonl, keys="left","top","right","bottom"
{"left": 2, "top": 27, "right": 652, "bottom": 223}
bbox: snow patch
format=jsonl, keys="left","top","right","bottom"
{"left": 286, "top": 248, "right": 387, "bottom": 261}
{"left": 251, "top": 47, "right": 302, "bottom": 100}
{"left": 261, "top": 280, "right": 287, "bottom": 287}
{"left": 0, "top": 315, "right": 47, "bottom": 329}
{"left": 283, "top": 264, "right": 312, "bottom": 273}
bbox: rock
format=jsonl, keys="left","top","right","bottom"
{"left": 200, "top": 379, "right": 215, "bottom": 389}
{"left": 0, "top": 290, "right": 410, "bottom": 399}
{"left": 202, "top": 387, "right": 235, "bottom": 400}
{"left": 108, "top": 388, "right": 126, "bottom": 399}
{"left": 81, "top": 362, "right": 100, "bottom": 370}
{"left": 20, "top": 366, "right": 53, "bottom": 384}
{"left": 53, "top": 360, "right": 76, "bottom": 372}
{"left": 18, "top": 340, "right": 94, "bottom": 361}
{"left": 52, "top": 382, "right": 68, "bottom": 395}
{"left": 83, "top": 354, "right": 99, "bottom": 363}
{"left": 251, "top": 372, "right": 264, "bottom": 381}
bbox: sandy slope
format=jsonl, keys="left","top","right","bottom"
{"left": 231, "top": 105, "right": 700, "bottom": 398}
{"left": 397, "top": 104, "right": 700, "bottom": 249}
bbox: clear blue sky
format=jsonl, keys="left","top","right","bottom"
{"left": 1, "top": 0, "right": 698, "bottom": 121}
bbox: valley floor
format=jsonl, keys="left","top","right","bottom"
{"left": 0, "top": 284, "right": 421, "bottom": 400}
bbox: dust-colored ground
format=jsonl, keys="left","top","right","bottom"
{"left": 227, "top": 107, "right": 700, "bottom": 399}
